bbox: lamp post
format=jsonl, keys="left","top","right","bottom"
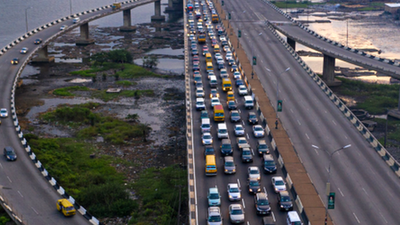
{"left": 25, "top": 7, "right": 33, "bottom": 33}
{"left": 237, "top": 10, "right": 246, "bottom": 49}
{"left": 251, "top": 32, "right": 263, "bottom": 79}
{"left": 70, "top": 0, "right": 72, "bottom": 15}
{"left": 266, "top": 67, "right": 290, "bottom": 116}
{"left": 312, "top": 144, "right": 352, "bottom": 225}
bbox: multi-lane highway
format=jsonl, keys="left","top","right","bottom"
{"left": 219, "top": 0, "right": 400, "bottom": 224}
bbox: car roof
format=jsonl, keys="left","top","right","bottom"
{"left": 279, "top": 191, "right": 290, "bottom": 196}
{"left": 256, "top": 192, "right": 267, "bottom": 199}
{"left": 228, "top": 183, "right": 238, "bottom": 188}
{"left": 209, "top": 187, "right": 218, "bottom": 193}
{"left": 258, "top": 139, "right": 267, "bottom": 144}
{"left": 225, "top": 156, "right": 234, "bottom": 161}
{"left": 230, "top": 204, "right": 242, "bottom": 209}
{"left": 263, "top": 154, "right": 274, "bottom": 160}
{"left": 249, "top": 166, "right": 258, "bottom": 170}
{"left": 273, "top": 176, "right": 283, "bottom": 181}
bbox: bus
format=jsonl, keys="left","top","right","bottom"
{"left": 222, "top": 78, "right": 232, "bottom": 92}
{"left": 198, "top": 33, "right": 206, "bottom": 43}
{"left": 213, "top": 104, "right": 225, "bottom": 122}
{"left": 212, "top": 14, "right": 219, "bottom": 23}
{"left": 205, "top": 155, "right": 217, "bottom": 176}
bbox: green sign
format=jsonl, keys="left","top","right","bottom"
{"left": 238, "top": 30, "right": 241, "bottom": 38}
{"left": 252, "top": 56, "right": 257, "bottom": 66}
{"left": 277, "top": 100, "right": 283, "bottom": 112}
{"left": 328, "top": 192, "right": 335, "bottom": 209}
{"left": 228, "top": 13, "right": 231, "bottom": 20}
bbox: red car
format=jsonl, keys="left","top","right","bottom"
{"left": 203, "top": 45, "right": 209, "bottom": 52}
{"left": 211, "top": 38, "right": 217, "bottom": 47}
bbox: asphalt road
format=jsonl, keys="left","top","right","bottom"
{"left": 221, "top": 0, "right": 400, "bottom": 224}
{"left": 0, "top": 0, "right": 155, "bottom": 224}
{"left": 188, "top": 2, "right": 298, "bottom": 225}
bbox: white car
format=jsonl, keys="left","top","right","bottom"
{"left": 60, "top": 25, "right": 67, "bottom": 30}
{"left": 228, "top": 58, "right": 235, "bottom": 66}
{"left": 236, "top": 137, "right": 248, "bottom": 149}
{"left": 248, "top": 166, "right": 261, "bottom": 181}
{"left": 227, "top": 183, "right": 241, "bottom": 201}
{"left": 196, "top": 88, "right": 205, "bottom": 97}
{"left": 220, "top": 69, "right": 228, "bottom": 78}
{"left": 233, "top": 71, "right": 241, "bottom": 79}
{"left": 202, "top": 132, "right": 213, "bottom": 145}
{"left": 211, "top": 97, "right": 221, "bottom": 107}
{"left": 196, "top": 98, "right": 206, "bottom": 111}
{"left": 207, "top": 207, "right": 223, "bottom": 225}
{"left": 252, "top": 125, "right": 265, "bottom": 138}
{"left": 238, "top": 85, "right": 248, "bottom": 96}
{"left": 225, "top": 52, "right": 233, "bottom": 61}
{"left": 234, "top": 124, "right": 245, "bottom": 136}
{"left": 214, "top": 53, "right": 222, "bottom": 60}
{"left": 216, "top": 58, "right": 224, "bottom": 65}
{"left": 208, "top": 71, "right": 215, "bottom": 79}
{"left": 229, "top": 204, "right": 245, "bottom": 224}
{"left": 272, "top": 176, "right": 287, "bottom": 193}
{"left": 223, "top": 45, "right": 230, "bottom": 52}
{"left": 0, "top": 108, "right": 8, "bottom": 118}
{"left": 20, "top": 47, "right": 29, "bottom": 54}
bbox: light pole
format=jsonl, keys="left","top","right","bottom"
{"left": 265, "top": 67, "right": 290, "bottom": 116}
{"left": 251, "top": 32, "right": 263, "bottom": 79}
{"left": 70, "top": 0, "right": 72, "bottom": 15}
{"left": 25, "top": 7, "right": 33, "bottom": 33}
{"left": 312, "top": 144, "right": 352, "bottom": 225}
{"left": 237, "top": 10, "right": 246, "bottom": 49}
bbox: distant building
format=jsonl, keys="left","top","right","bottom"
{"left": 385, "top": 3, "right": 400, "bottom": 14}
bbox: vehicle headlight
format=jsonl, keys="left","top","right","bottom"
{"left": 249, "top": 189, "right": 253, "bottom": 192}
{"left": 257, "top": 188, "right": 261, "bottom": 192}
{"left": 232, "top": 169, "right": 236, "bottom": 172}
{"left": 275, "top": 188, "right": 279, "bottom": 192}
{"left": 229, "top": 195, "right": 233, "bottom": 199}
{"left": 225, "top": 169, "right": 228, "bottom": 172}
{"left": 280, "top": 204, "right": 284, "bottom": 208}
{"left": 7, "top": 156, "right": 10, "bottom": 159}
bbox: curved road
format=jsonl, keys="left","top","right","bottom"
{"left": 0, "top": 0, "right": 156, "bottom": 224}
{"left": 222, "top": 0, "right": 400, "bottom": 224}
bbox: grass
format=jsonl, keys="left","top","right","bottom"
{"left": 373, "top": 118, "right": 400, "bottom": 147}
{"left": 116, "top": 80, "right": 137, "bottom": 86}
{"left": 117, "top": 63, "right": 162, "bottom": 79}
{"left": 53, "top": 86, "right": 90, "bottom": 96}
{"left": 92, "top": 89, "right": 155, "bottom": 102}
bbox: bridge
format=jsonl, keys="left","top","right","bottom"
{"left": 0, "top": 0, "right": 181, "bottom": 224}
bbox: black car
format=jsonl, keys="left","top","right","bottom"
{"left": 248, "top": 178, "right": 261, "bottom": 194}
{"left": 277, "top": 191, "right": 293, "bottom": 211}
{"left": 4, "top": 146, "right": 17, "bottom": 161}
{"left": 254, "top": 193, "right": 271, "bottom": 215}
{"left": 241, "top": 147, "right": 253, "bottom": 163}
{"left": 263, "top": 154, "right": 277, "bottom": 173}
{"left": 227, "top": 100, "right": 237, "bottom": 110}
{"left": 221, "top": 139, "right": 233, "bottom": 156}
{"left": 248, "top": 112, "right": 258, "bottom": 124}
{"left": 10, "top": 58, "right": 19, "bottom": 65}
{"left": 204, "top": 145, "right": 215, "bottom": 158}
{"left": 230, "top": 110, "right": 241, "bottom": 122}
{"left": 257, "top": 140, "right": 270, "bottom": 155}
{"left": 236, "top": 79, "right": 244, "bottom": 87}
{"left": 34, "top": 38, "right": 42, "bottom": 44}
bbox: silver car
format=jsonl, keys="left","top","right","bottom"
{"left": 248, "top": 166, "right": 261, "bottom": 181}
{"left": 229, "top": 204, "right": 245, "bottom": 223}
{"left": 236, "top": 137, "right": 248, "bottom": 149}
{"left": 271, "top": 176, "right": 287, "bottom": 193}
{"left": 234, "top": 125, "right": 245, "bottom": 136}
{"left": 252, "top": 125, "right": 265, "bottom": 138}
{"left": 0, "top": 108, "right": 8, "bottom": 118}
{"left": 202, "top": 132, "right": 213, "bottom": 145}
{"left": 207, "top": 207, "right": 223, "bottom": 225}
{"left": 224, "top": 156, "right": 236, "bottom": 174}
{"left": 227, "top": 183, "right": 241, "bottom": 201}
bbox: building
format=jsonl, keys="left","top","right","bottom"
{"left": 384, "top": 3, "right": 400, "bottom": 14}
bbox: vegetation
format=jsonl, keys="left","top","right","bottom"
{"left": 116, "top": 80, "right": 137, "bottom": 86}
{"left": 0, "top": 209, "right": 10, "bottom": 225}
{"left": 91, "top": 49, "right": 133, "bottom": 65}
{"left": 142, "top": 55, "right": 159, "bottom": 68}
{"left": 92, "top": 89, "right": 155, "bottom": 102}
{"left": 53, "top": 86, "right": 90, "bottom": 96}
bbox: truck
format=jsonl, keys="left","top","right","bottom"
{"left": 112, "top": 3, "right": 121, "bottom": 10}
{"left": 56, "top": 199, "right": 76, "bottom": 217}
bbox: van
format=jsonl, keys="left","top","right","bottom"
{"left": 209, "top": 76, "right": 217, "bottom": 88}
{"left": 57, "top": 199, "right": 76, "bottom": 217}
{"left": 286, "top": 211, "right": 302, "bottom": 225}
{"left": 201, "top": 118, "right": 211, "bottom": 133}
{"left": 222, "top": 78, "right": 232, "bottom": 92}
{"left": 244, "top": 95, "right": 254, "bottom": 109}
{"left": 214, "top": 44, "right": 220, "bottom": 53}
{"left": 72, "top": 17, "right": 80, "bottom": 24}
{"left": 206, "top": 53, "right": 212, "bottom": 63}
{"left": 205, "top": 155, "right": 217, "bottom": 176}
{"left": 213, "top": 104, "right": 225, "bottom": 122}
{"left": 227, "top": 91, "right": 235, "bottom": 101}
{"left": 217, "top": 123, "right": 228, "bottom": 139}
{"left": 206, "top": 62, "right": 213, "bottom": 73}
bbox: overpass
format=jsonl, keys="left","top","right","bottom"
{"left": 0, "top": 0, "right": 181, "bottom": 224}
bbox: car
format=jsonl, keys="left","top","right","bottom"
{"left": 34, "top": 38, "right": 42, "bottom": 44}
{"left": 277, "top": 191, "right": 293, "bottom": 211}
{"left": 193, "top": 55, "right": 200, "bottom": 63}
{"left": 195, "top": 81, "right": 203, "bottom": 89}
{"left": 238, "top": 85, "right": 248, "bottom": 96}
{"left": 3, "top": 146, "right": 17, "bottom": 161}
{"left": 231, "top": 64, "right": 239, "bottom": 72}
{"left": 224, "top": 156, "right": 236, "bottom": 174}
{"left": 210, "top": 88, "right": 219, "bottom": 98}
{"left": 20, "top": 47, "right": 28, "bottom": 54}
{"left": 203, "top": 48, "right": 209, "bottom": 55}
{"left": 210, "top": 97, "right": 221, "bottom": 107}
{"left": 205, "top": 145, "right": 215, "bottom": 158}
{"left": 194, "top": 74, "right": 202, "bottom": 83}
{"left": 248, "top": 112, "right": 258, "bottom": 124}
{"left": 271, "top": 176, "right": 286, "bottom": 193}
{"left": 191, "top": 43, "right": 198, "bottom": 50}
{"left": 201, "top": 110, "right": 209, "bottom": 120}
{"left": 229, "top": 204, "right": 245, "bottom": 224}
{"left": 257, "top": 140, "right": 270, "bottom": 155}
{"left": 217, "top": 63, "right": 224, "bottom": 70}
{"left": 216, "top": 58, "right": 224, "bottom": 65}
{"left": 228, "top": 58, "right": 235, "bottom": 66}
{"left": 208, "top": 30, "right": 215, "bottom": 37}
{"left": 196, "top": 98, "right": 206, "bottom": 111}
{"left": 235, "top": 79, "right": 244, "bottom": 87}
{"left": 225, "top": 52, "right": 233, "bottom": 61}
{"left": 220, "top": 69, "right": 228, "bottom": 78}
{"left": 208, "top": 71, "right": 215, "bottom": 80}
{"left": 60, "top": 25, "right": 67, "bottom": 30}
{"left": 193, "top": 71, "right": 200, "bottom": 78}
{"left": 192, "top": 49, "right": 199, "bottom": 56}
{"left": 223, "top": 45, "right": 230, "bottom": 52}
{"left": 0, "top": 108, "right": 8, "bottom": 118}
{"left": 248, "top": 178, "right": 261, "bottom": 194}
{"left": 248, "top": 166, "right": 261, "bottom": 181}
{"left": 230, "top": 110, "right": 241, "bottom": 122}
{"left": 233, "top": 71, "right": 241, "bottom": 80}
{"left": 196, "top": 88, "right": 205, "bottom": 97}
{"left": 236, "top": 137, "right": 248, "bottom": 149}
{"left": 192, "top": 63, "right": 200, "bottom": 71}
{"left": 214, "top": 53, "right": 222, "bottom": 60}
{"left": 203, "top": 15, "right": 208, "bottom": 21}
{"left": 234, "top": 124, "right": 245, "bottom": 136}
{"left": 211, "top": 38, "right": 218, "bottom": 46}
{"left": 219, "top": 35, "right": 226, "bottom": 41}
{"left": 202, "top": 132, "right": 213, "bottom": 145}
{"left": 189, "top": 34, "right": 196, "bottom": 40}
{"left": 227, "top": 183, "right": 241, "bottom": 201}
{"left": 10, "top": 58, "right": 19, "bottom": 65}
{"left": 253, "top": 125, "right": 265, "bottom": 137}
{"left": 208, "top": 186, "right": 221, "bottom": 206}
{"left": 189, "top": 26, "right": 196, "bottom": 34}
{"left": 220, "top": 139, "right": 233, "bottom": 156}
{"left": 263, "top": 154, "right": 277, "bottom": 174}
{"left": 203, "top": 45, "right": 209, "bottom": 52}
{"left": 254, "top": 193, "right": 271, "bottom": 215}
{"left": 241, "top": 147, "right": 253, "bottom": 163}
{"left": 227, "top": 100, "right": 237, "bottom": 110}
{"left": 207, "top": 207, "right": 223, "bottom": 225}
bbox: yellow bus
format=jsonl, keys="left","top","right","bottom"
{"left": 198, "top": 33, "right": 206, "bottom": 43}
{"left": 206, "top": 62, "right": 213, "bottom": 73}
{"left": 222, "top": 78, "right": 232, "bottom": 92}
{"left": 212, "top": 14, "right": 219, "bottom": 23}
{"left": 214, "top": 44, "right": 220, "bottom": 53}
{"left": 205, "top": 155, "right": 217, "bottom": 176}
{"left": 213, "top": 104, "right": 225, "bottom": 122}
{"left": 205, "top": 53, "right": 212, "bottom": 63}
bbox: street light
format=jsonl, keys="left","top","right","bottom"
{"left": 265, "top": 67, "right": 290, "bottom": 114}
{"left": 312, "top": 144, "right": 352, "bottom": 225}
{"left": 251, "top": 32, "right": 263, "bottom": 78}
{"left": 237, "top": 10, "right": 246, "bottom": 49}
{"left": 70, "top": 0, "right": 73, "bottom": 15}
{"left": 25, "top": 7, "right": 33, "bottom": 33}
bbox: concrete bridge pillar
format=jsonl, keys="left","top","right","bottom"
{"left": 165, "top": 0, "right": 175, "bottom": 12}
{"left": 120, "top": 9, "right": 137, "bottom": 32}
{"left": 31, "top": 45, "right": 55, "bottom": 63}
{"left": 151, "top": 0, "right": 165, "bottom": 22}
{"left": 322, "top": 54, "right": 341, "bottom": 86}
{"left": 287, "top": 37, "right": 296, "bottom": 50}
{"left": 76, "top": 23, "right": 95, "bottom": 45}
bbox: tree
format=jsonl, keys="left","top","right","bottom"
{"left": 108, "top": 49, "right": 133, "bottom": 63}
{"left": 90, "top": 52, "right": 109, "bottom": 66}
{"left": 142, "top": 55, "right": 159, "bottom": 68}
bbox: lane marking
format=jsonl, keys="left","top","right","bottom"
{"left": 242, "top": 199, "right": 246, "bottom": 209}
{"left": 325, "top": 110, "right": 327, "bottom": 113}
{"left": 247, "top": 222, "right": 250, "bottom": 225}
{"left": 237, "top": 179, "right": 241, "bottom": 188}
{"left": 271, "top": 212, "right": 276, "bottom": 221}
{"left": 238, "top": 109, "right": 241, "bottom": 113}
{"left": 344, "top": 135, "right": 348, "bottom": 139}
{"left": 242, "top": 121, "right": 245, "bottom": 126}
{"left": 251, "top": 148, "right": 255, "bottom": 155}
{"left": 7, "top": 176, "right": 11, "bottom": 183}
{"left": 362, "top": 188, "right": 368, "bottom": 196}
{"left": 353, "top": 212, "right": 360, "bottom": 223}
{"left": 290, "top": 108, "right": 294, "bottom": 113}
{"left": 338, "top": 188, "right": 344, "bottom": 197}
{"left": 246, "top": 133, "right": 249, "bottom": 139}
{"left": 31, "top": 207, "right": 39, "bottom": 215}
{"left": 297, "top": 120, "right": 301, "bottom": 125}
{"left": 305, "top": 133, "right": 310, "bottom": 140}
{"left": 379, "top": 211, "right": 388, "bottom": 224}
{"left": 18, "top": 191, "right": 23, "bottom": 197}
{"left": 325, "top": 167, "right": 329, "bottom": 173}
{"left": 332, "top": 120, "right": 337, "bottom": 126}
{"left": 313, "top": 148, "right": 319, "bottom": 155}
{"left": 0, "top": 163, "right": 2, "bottom": 169}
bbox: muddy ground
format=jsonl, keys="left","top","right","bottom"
{"left": 15, "top": 22, "right": 186, "bottom": 224}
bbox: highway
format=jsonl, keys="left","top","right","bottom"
{"left": 221, "top": 0, "right": 400, "bottom": 224}
{"left": 0, "top": 0, "right": 156, "bottom": 224}
{"left": 188, "top": 1, "right": 298, "bottom": 224}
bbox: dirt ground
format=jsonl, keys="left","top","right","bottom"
{"left": 14, "top": 22, "right": 187, "bottom": 224}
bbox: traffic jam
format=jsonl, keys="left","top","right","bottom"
{"left": 186, "top": 0, "right": 301, "bottom": 224}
